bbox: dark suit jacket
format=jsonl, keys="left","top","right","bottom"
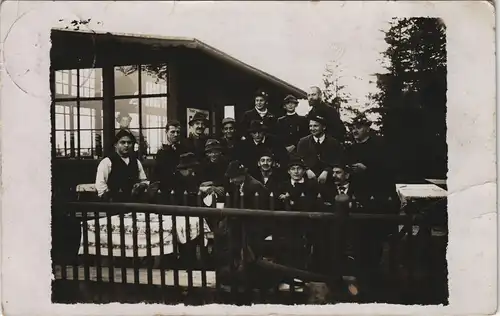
{"left": 225, "top": 175, "right": 269, "bottom": 210}
{"left": 251, "top": 169, "right": 283, "bottom": 198}
{"left": 279, "top": 177, "right": 319, "bottom": 212}
{"left": 218, "top": 137, "right": 238, "bottom": 162}
{"left": 241, "top": 108, "right": 278, "bottom": 136}
{"left": 234, "top": 135, "right": 289, "bottom": 175}
{"left": 307, "top": 102, "right": 346, "bottom": 143}
{"left": 185, "top": 135, "right": 209, "bottom": 160}
{"left": 346, "top": 135, "right": 398, "bottom": 203}
{"left": 276, "top": 114, "right": 309, "bottom": 148}
{"left": 152, "top": 142, "right": 191, "bottom": 194}
{"left": 297, "top": 134, "right": 345, "bottom": 177}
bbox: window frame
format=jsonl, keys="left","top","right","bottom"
{"left": 51, "top": 64, "right": 169, "bottom": 161}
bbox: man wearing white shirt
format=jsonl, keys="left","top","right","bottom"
{"left": 95, "top": 129, "right": 149, "bottom": 202}
{"left": 297, "top": 114, "right": 344, "bottom": 185}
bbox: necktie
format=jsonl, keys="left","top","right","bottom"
{"left": 339, "top": 186, "right": 347, "bottom": 195}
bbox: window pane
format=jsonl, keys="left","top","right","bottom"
{"left": 141, "top": 64, "right": 168, "bottom": 95}
{"left": 55, "top": 70, "right": 71, "bottom": 97}
{"left": 115, "top": 66, "right": 139, "bottom": 96}
{"left": 79, "top": 130, "right": 103, "bottom": 158}
{"left": 79, "top": 68, "right": 103, "bottom": 97}
{"left": 80, "top": 100, "right": 103, "bottom": 130}
{"left": 142, "top": 97, "right": 167, "bottom": 129}
{"left": 54, "top": 101, "right": 76, "bottom": 130}
{"left": 115, "top": 99, "right": 139, "bottom": 129}
{"left": 143, "top": 128, "right": 166, "bottom": 155}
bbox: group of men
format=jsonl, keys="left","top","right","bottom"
{"left": 94, "top": 85, "right": 398, "bottom": 291}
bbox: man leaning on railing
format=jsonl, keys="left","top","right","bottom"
{"left": 95, "top": 129, "right": 150, "bottom": 203}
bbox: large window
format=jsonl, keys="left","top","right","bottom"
{"left": 114, "top": 64, "right": 168, "bottom": 157}
{"left": 53, "top": 68, "right": 103, "bottom": 159}
{"left": 52, "top": 64, "right": 168, "bottom": 160}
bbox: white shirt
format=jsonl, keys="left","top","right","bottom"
{"left": 95, "top": 156, "right": 149, "bottom": 197}
{"left": 286, "top": 111, "right": 297, "bottom": 116}
{"left": 255, "top": 108, "right": 268, "bottom": 117}
{"left": 254, "top": 137, "right": 267, "bottom": 146}
{"left": 291, "top": 178, "right": 305, "bottom": 186}
{"left": 337, "top": 183, "right": 350, "bottom": 195}
{"left": 313, "top": 134, "right": 326, "bottom": 144}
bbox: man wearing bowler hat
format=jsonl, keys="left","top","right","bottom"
{"left": 276, "top": 95, "right": 309, "bottom": 153}
{"left": 234, "top": 119, "right": 288, "bottom": 177}
{"left": 297, "top": 114, "right": 345, "bottom": 185}
{"left": 240, "top": 89, "right": 278, "bottom": 138}
{"left": 186, "top": 112, "right": 210, "bottom": 159}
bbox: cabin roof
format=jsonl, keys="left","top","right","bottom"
{"left": 51, "top": 28, "right": 307, "bottom": 99}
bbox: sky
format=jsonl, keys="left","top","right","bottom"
{"left": 4, "top": 1, "right": 391, "bottom": 116}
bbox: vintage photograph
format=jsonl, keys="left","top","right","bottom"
{"left": 47, "top": 5, "right": 450, "bottom": 306}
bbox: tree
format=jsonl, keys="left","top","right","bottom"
{"left": 371, "top": 17, "right": 447, "bottom": 180}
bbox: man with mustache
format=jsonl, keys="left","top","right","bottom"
{"left": 306, "top": 86, "right": 346, "bottom": 143}
{"left": 240, "top": 89, "right": 278, "bottom": 139}
{"left": 185, "top": 112, "right": 210, "bottom": 159}
{"left": 151, "top": 120, "right": 191, "bottom": 200}
{"left": 234, "top": 120, "right": 288, "bottom": 177}
{"left": 95, "top": 130, "right": 149, "bottom": 202}
{"left": 253, "top": 149, "right": 283, "bottom": 198}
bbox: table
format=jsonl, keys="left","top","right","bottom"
{"left": 396, "top": 183, "right": 447, "bottom": 209}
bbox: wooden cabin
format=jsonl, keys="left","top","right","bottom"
{"left": 50, "top": 29, "right": 306, "bottom": 198}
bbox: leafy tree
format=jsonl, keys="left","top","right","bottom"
{"left": 372, "top": 17, "right": 447, "bottom": 180}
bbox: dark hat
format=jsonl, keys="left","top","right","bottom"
{"left": 330, "top": 161, "right": 351, "bottom": 173}
{"left": 205, "top": 139, "right": 223, "bottom": 152}
{"left": 283, "top": 95, "right": 299, "bottom": 104}
{"left": 114, "top": 129, "right": 136, "bottom": 144}
{"left": 258, "top": 148, "right": 274, "bottom": 159}
{"left": 116, "top": 111, "right": 132, "bottom": 122}
{"left": 189, "top": 112, "right": 209, "bottom": 126}
{"left": 225, "top": 160, "right": 248, "bottom": 178}
{"left": 288, "top": 153, "right": 306, "bottom": 168}
{"left": 352, "top": 114, "right": 370, "bottom": 126}
{"left": 307, "top": 113, "right": 327, "bottom": 126}
{"left": 177, "top": 152, "right": 199, "bottom": 170}
{"left": 254, "top": 89, "right": 269, "bottom": 100}
{"left": 248, "top": 120, "right": 268, "bottom": 133}
{"left": 222, "top": 117, "right": 236, "bottom": 126}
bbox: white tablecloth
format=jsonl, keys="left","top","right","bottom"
{"left": 396, "top": 183, "right": 447, "bottom": 208}
{"left": 79, "top": 213, "right": 210, "bottom": 257}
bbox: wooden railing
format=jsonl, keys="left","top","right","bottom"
{"left": 51, "top": 192, "right": 433, "bottom": 305}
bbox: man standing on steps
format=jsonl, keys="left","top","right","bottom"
{"left": 276, "top": 95, "right": 309, "bottom": 153}
{"left": 307, "top": 86, "right": 346, "bottom": 143}
{"left": 240, "top": 89, "right": 278, "bottom": 138}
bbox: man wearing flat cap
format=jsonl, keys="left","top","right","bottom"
{"left": 297, "top": 114, "right": 345, "bottom": 186}
{"left": 234, "top": 119, "right": 288, "bottom": 177}
{"left": 307, "top": 86, "right": 347, "bottom": 143}
{"left": 219, "top": 117, "right": 238, "bottom": 161}
{"left": 185, "top": 112, "right": 210, "bottom": 159}
{"left": 198, "top": 139, "right": 229, "bottom": 207}
{"left": 276, "top": 95, "right": 309, "bottom": 153}
{"left": 240, "top": 89, "right": 278, "bottom": 139}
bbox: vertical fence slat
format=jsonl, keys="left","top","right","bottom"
{"left": 197, "top": 192, "right": 207, "bottom": 292}
{"left": 145, "top": 210, "right": 153, "bottom": 285}
{"left": 158, "top": 211, "right": 166, "bottom": 298}
{"left": 183, "top": 191, "right": 193, "bottom": 292}
{"left": 94, "top": 211, "right": 102, "bottom": 285}
{"left": 131, "top": 210, "right": 138, "bottom": 285}
{"left": 72, "top": 211, "right": 79, "bottom": 282}
{"left": 171, "top": 190, "right": 180, "bottom": 290}
{"left": 82, "top": 210, "right": 90, "bottom": 282}
{"left": 119, "top": 212, "right": 127, "bottom": 284}
{"left": 106, "top": 212, "right": 114, "bottom": 284}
